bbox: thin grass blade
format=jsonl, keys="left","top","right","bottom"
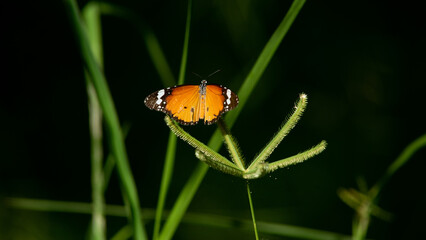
{"left": 247, "top": 183, "right": 259, "bottom": 240}
{"left": 97, "top": 2, "right": 176, "bottom": 86}
{"left": 177, "top": 0, "right": 192, "bottom": 85}
{"left": 155, "top": 1, "right": 192, "bottom": 238}
{"left": 82, "top": 3, "right": 106, "bottom": 240}
{"left": 5, "top": 197, "right": 353, "bottom": 240}
{"left": 153, "top": 132, "right": 177, "bottom": 240}
{"left": 371, "top": 133, "right": 426, "bottom": 198}
{"left": 225, "top": 0, "right": 306, "bottom": 126}
{"left": 64, "top": 0, "right": 147, "bottom": 239}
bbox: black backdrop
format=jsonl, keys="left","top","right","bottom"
{"left": 1, "top": 0, "right": 426, "bottom": 239}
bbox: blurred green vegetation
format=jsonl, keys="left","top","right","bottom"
{"left": 1, "top": 0, "right": 426, "bottom": 239}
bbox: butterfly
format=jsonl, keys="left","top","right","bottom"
{"left": 144, "top": 80, "right": 239, "bottom": 125}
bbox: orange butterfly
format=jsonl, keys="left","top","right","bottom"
{"left": 144, "top": 80, "right": 239, "bottom": 125}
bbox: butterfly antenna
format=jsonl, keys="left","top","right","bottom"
{"left": 207, "top": 69, "right": 221, "bottom": 78}
{"left": 191, "top": 72, "right": 204, "bottom": 79}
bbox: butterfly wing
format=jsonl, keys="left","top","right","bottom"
{"left": 204, "top": 85, "right": 239, "bottom": 124}
{"left": 164, "top": 85, "right": 202, "bottom": 125}
{"left": 144, "top": 85, "right": 202, "bottom": 125}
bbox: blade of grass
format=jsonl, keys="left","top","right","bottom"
{"left": 160, "top": 0, "right": 307, "bottom": 239}
{"left": 64, "top": 0, "right": 147, "bottom": 239}
{"left": 370, "top": 133, "right": 426, "bottom": 198}
{"left": 103, "top": 123, "right": 131, "bottom": 192}
{"left": 5, "top": 197, "right": 353, "bottom": 240}
{"left": 153, "top": 132, "right": 177, "bottom": 240}
{"left": 154, "top": 1, "right": 192, "bottom": 239}
{"left": 83, "top": 3, "right": 105, "bottom": 240}
{"left": 225, "top": 0, "right": 306, "bottom": 125}
{"left": 96, "top": 2, "right": 176, "bottom": 87}
{"left": 111, "top": 225, "right": 133, "bottom": 240}
{"left": 177, "top": 0, "right": 192, "bottom": 85}
{"left": 86, "top": 5, "right": 180, "bottom": 237}
{"left": 348, "top": 133, "right": 426, "bottom": 240}
{"left": 144, "top": 31, "right": 176, "bottom": 86}
{"left": 247, "top": 183, "right": 259, "bottom": 240}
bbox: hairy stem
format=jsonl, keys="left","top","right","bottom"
{"left": 249, "top": 93, "right": 308, "bottom": 170}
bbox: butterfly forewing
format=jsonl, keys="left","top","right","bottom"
{"left": 165, "top": 85, "right": 201, "bottom": 125}
{"left": 144, "top": 87, "right": 173, "bottom": 112}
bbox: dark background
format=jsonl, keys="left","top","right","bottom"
{"left": 1, "top": 0, "right": 426, "bottom": 239}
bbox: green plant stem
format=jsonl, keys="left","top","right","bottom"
{"left": 267, "top": 140, "right": 327, "bottom": 172}
{"left": 97, "top": 2, "right": 175, "bottom": 87}
{"left": 217, "top": 119, "right": 245, "bottom": 170}
{"left": 64, "top": 0, "right": 146, "bottom": 239}
{"left": 164, "top": 117, "right": 237, "bottom": 170}
{"left": 247, "top": 183, "right": 259, "bottom": 240}
{"left": 159, "top": 163, "right": 209, "bottom": 240}
{"left": 354, "top": 133, "right": 426, "bottom": 240}
{"left": 111, "top": 225, "right": 133, "bottom": 240}
{"left": 87, "top": 79, "right": 106, "bottom": 240}
{"left": 178, "top": 0, "right": 192, "bottom": 85}
{"left": 352, "top": 212, "right": 370, "bottom": 240}
{"left": 370, "top": 133, "right": 426, "bottom": 199}
{"left": 102, "top": 123, "right": 131, "bottom": 192}
{"left": 157, "top": 1, "right": 192, "bottom": 239}
{"left": 225, "top": 0, "right": 306, "bottom": 125}
{"left": 6, "top": 197, "right": 353, "bottom": 240}
{"left": 144, "top": 31, "right": 176, "bottom": 86}
{"left": 153, "top": 132, "right": 177, "bottom": 240}
{"left": 249, "top": 93, "right": 308, "bottom": 170}
{"left": 83, "top": 3, "right": 105, "bottom": 240}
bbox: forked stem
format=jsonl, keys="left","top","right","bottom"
{"left": 165, "top": 94, "right": 327, "bottom": 180}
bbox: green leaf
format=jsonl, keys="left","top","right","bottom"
{"left": 64, "top": 0, "right": 147, "bottom": 239}
{"left": 82, "top": 3, "right": 106, "bottom": 240}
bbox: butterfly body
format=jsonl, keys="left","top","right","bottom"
{"left": 144, "top": 80, "right": 239, "bottom": 125}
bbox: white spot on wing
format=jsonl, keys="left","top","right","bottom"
{"left": 157, "top": 89, "right": 165, "bottom": 99}
{"left": 226, "top": 89, "right": 231, "bottom": 98}
{"left": 156, "top": 99, "right": 162, "bottom": 105}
